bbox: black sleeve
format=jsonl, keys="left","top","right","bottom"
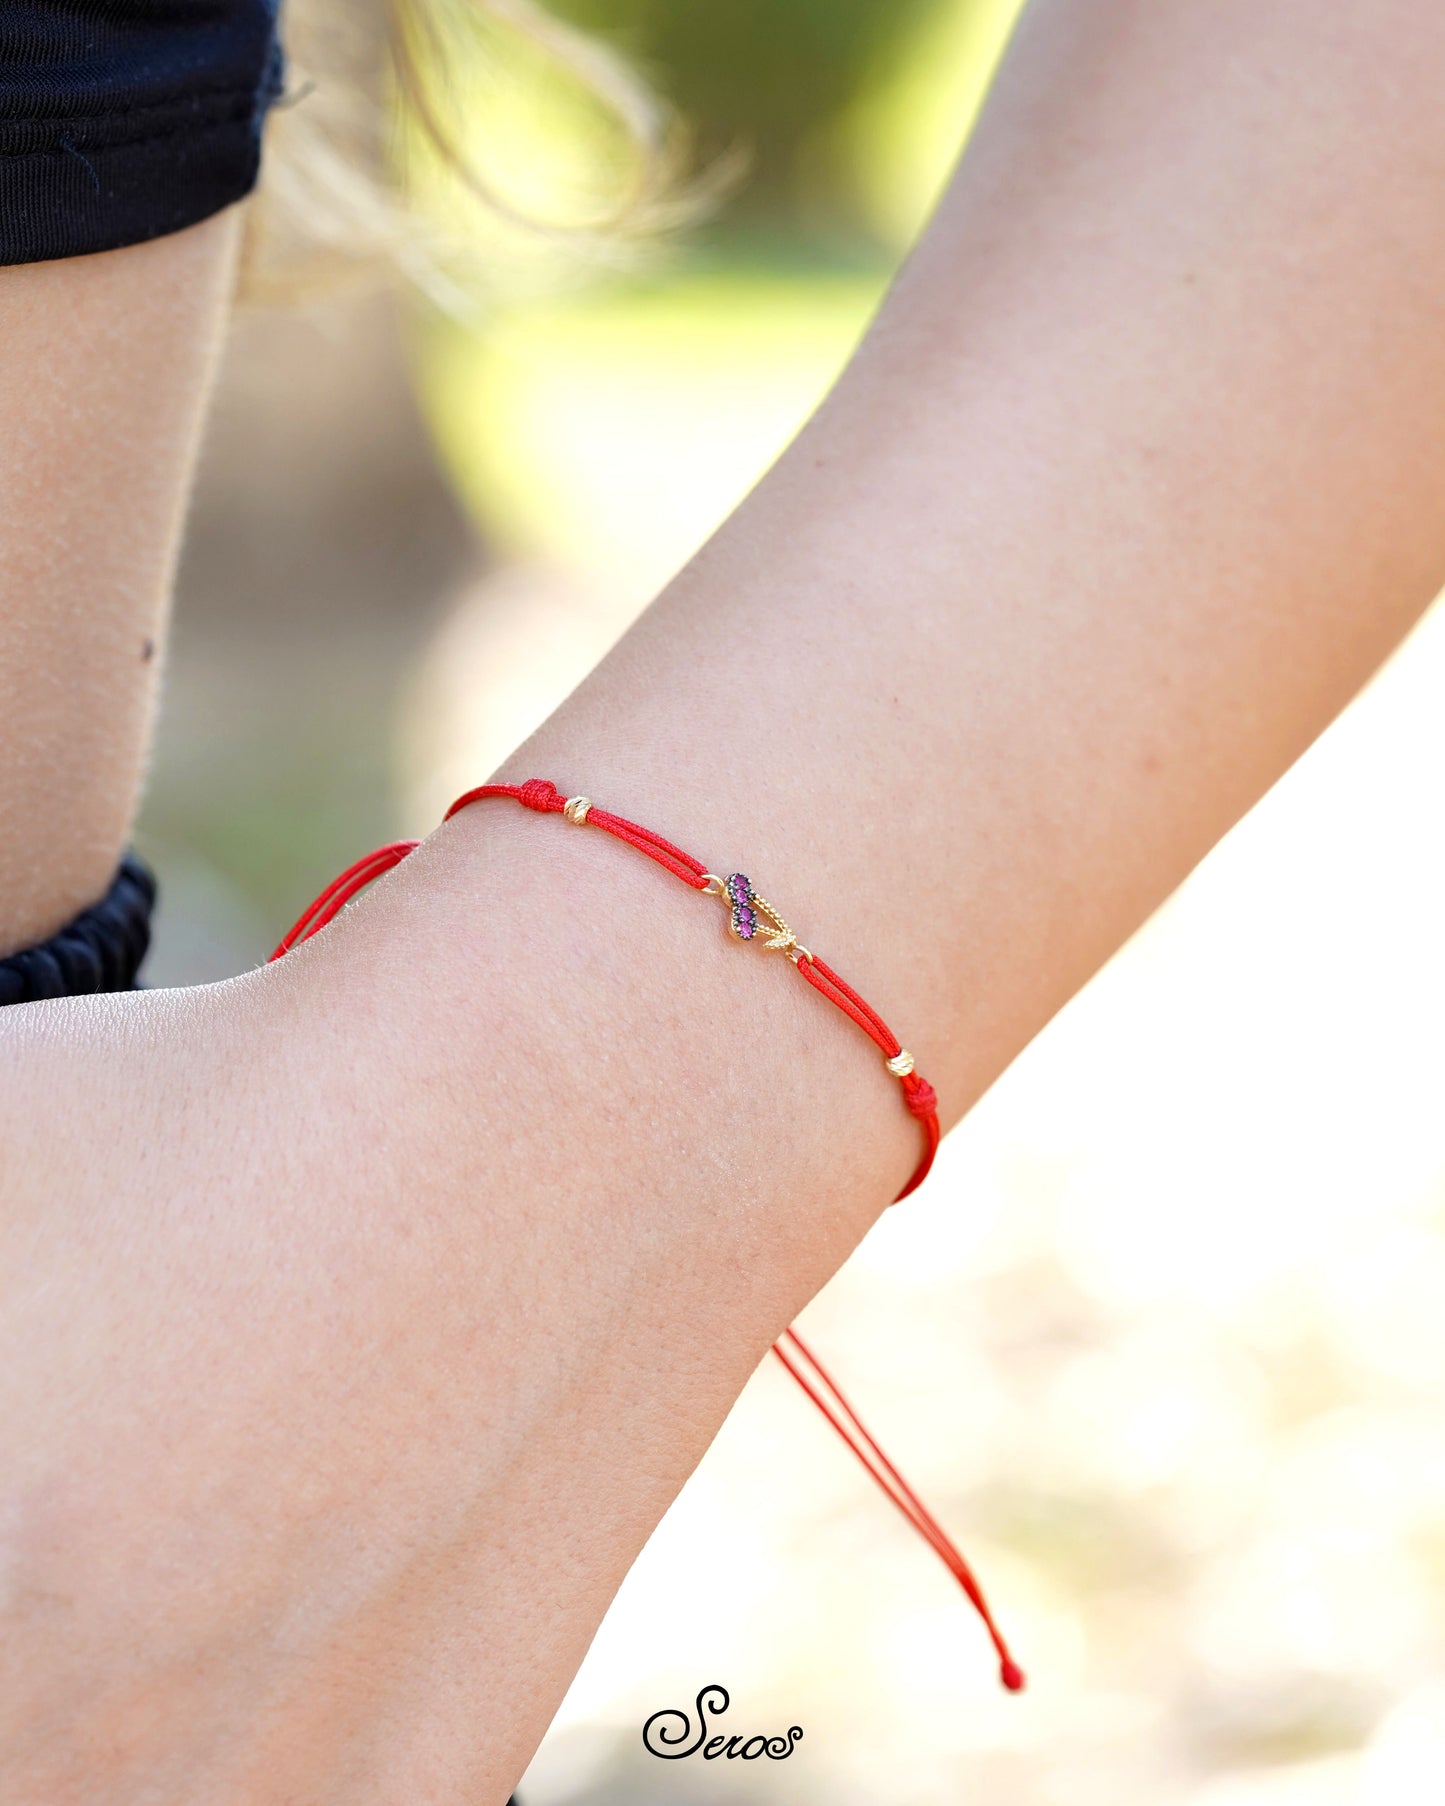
{"left": 0, "top": 1, "right": 284, "bottom": 267}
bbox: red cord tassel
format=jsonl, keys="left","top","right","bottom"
{"left": 269, "top": 780, "right": 1023, "bottom": 1692}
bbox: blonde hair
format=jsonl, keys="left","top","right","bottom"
{"left": 242, "top": 0, "right": 717, "bottom": 305}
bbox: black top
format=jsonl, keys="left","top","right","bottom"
{"left": 0, "top": 1, "right": 285, "bottom": 266}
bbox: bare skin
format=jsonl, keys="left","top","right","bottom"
{"left": 0, "top": 214, "right": 239, "bottom": 951}
{"left": 4, "top": 1, "right": 1445, "bottom": 1800}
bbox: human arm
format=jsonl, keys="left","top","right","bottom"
{"left": 6, "top": 1, "right": 1445, "bottom": 1800}
{"left": 0, "top": 215, "right": 240, "bottom": 951}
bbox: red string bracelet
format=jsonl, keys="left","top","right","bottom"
{"left": 270, "top": 776, "right": 1024, "bottom": 1693}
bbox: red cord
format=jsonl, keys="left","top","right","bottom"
{"left": 444, "top": 779, "right": 713, "bottom": 888}
{"left": 269, "top": 778, "right": 1023, "bottom": 1692}
{"left": 269, "top": 841, "right": 419, "bottom": 960}
{"left": 772, "top": 1329, "right": 1024, "bottom": 1691}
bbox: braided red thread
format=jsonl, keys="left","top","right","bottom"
{"left": 895, "top": 1072, "right": 941, "bottom": 1203}
{"left": 518, "top": 777, "right": 563, "bottom": 812}
{"left": 269, "top": 779, "right": 1019, "bottom": 1691}
{"left": 797, "top": 951, "right": 900, "bottom": 1056}
{"left": 902, "top": 1074, "right": 938, "bottom": 1119}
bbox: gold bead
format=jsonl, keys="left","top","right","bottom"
{"left": 886, "top": 1049, "right": 915, "bottom": 1078}
{"left": 563, "top": 795, "right": 592, "bottom": 825}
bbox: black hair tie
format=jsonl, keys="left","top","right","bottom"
{"left": 0, "top": 853, "right": 157, "bottom": 1006}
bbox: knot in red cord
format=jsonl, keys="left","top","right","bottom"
{"left": 901, "top": 1073, "right": 938, "bottom": 1119}
{"left": 519, "top": 778, "right": 561, "bottom": 813}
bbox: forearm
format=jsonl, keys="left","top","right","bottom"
{"left": 0, "top": 214, "right": 239, "bottom": 952}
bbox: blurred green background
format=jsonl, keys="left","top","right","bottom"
{"left": 136, "top": 3, "right": 1445, "bottom": 1801}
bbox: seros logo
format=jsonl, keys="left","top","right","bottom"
{"left": 642, "top": 1684, "right": 803, "bottom": 1763}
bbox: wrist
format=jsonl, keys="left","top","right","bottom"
{"left": 268, "top": 780, "right": 909, "bottom": 1319}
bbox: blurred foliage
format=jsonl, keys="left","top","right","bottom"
{"left": 406, "top": 0, "right": 1026, "bottom": 579}
{"left": 401, "top": 0, "right": 1024, "bottom": 279}
{"left": 415, "top": 267, "right": 885, "bottom": 579}
{"left": 543, "top": 0, "right": 946, "bottom": 237}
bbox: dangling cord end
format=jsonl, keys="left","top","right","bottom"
{"left": 773, "top": 1327, "right": 1025, "bottom": 1693}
